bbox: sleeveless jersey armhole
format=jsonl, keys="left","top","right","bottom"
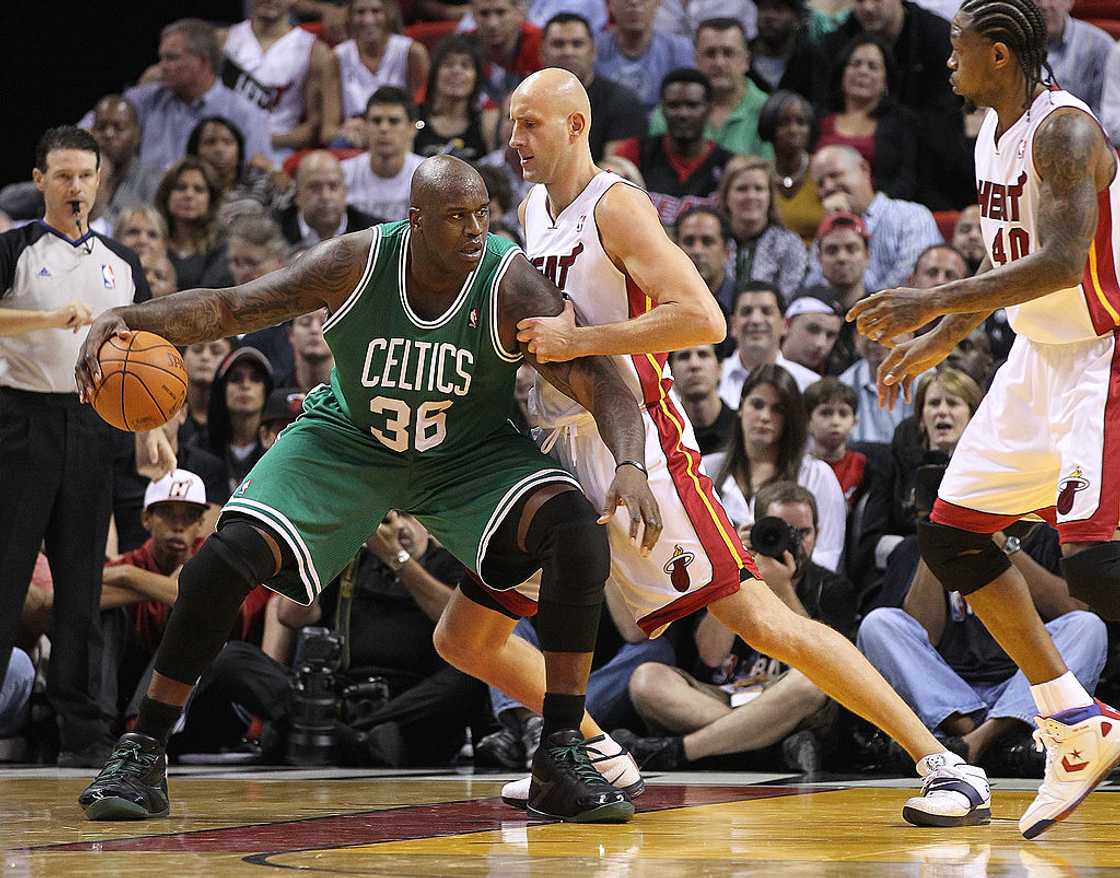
{"left": 322, "top": 225, "right": 382, "bottom": 334}
{"left": 488, "top": 245, "right": 525, "bottom": 363}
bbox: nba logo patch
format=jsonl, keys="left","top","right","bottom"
{"left": 469, "top": 308, "right": 479, "bottom": 328}
{"left": 101, "top": 264, "right": 116, "bottom": 289}
{"left": 235, "top": 478, "right": 252, "bottom": 497}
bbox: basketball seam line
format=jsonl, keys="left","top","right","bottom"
{"left": 121, "top": 334, "right": 133, "bottom": 431}
{"left": 129, "top": 359, "right": 188, "bottom": 390}
{"left": 130, "top": 370, "right": 171, "bottom": 423}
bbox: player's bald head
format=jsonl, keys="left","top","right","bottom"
{"left": 410, "top": 155, "right": 488, "bottom": 213}
{"left": 511, "top": 67, "right": 592, "bottom": 131}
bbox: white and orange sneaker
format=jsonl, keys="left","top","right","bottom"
{"left": 501, "top": 734, "right": 643, "bottom": 809}
{"left": 1019, "top": 699, "right": 1120, "bottom": 839}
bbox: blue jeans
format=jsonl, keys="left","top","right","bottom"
{"left": 858, "top": 607, "right": 1108, "bottom": 729}
{"left": 490, "top": 618, "right": 676, "bottom": 729}
{"left": 0, "top": 648, "right": 34, "bottom": 737}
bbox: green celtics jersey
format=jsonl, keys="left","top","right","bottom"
{"left": 321, "top": 221, "right": 524, "bottom": 461}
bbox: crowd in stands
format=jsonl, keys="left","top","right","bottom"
{"left": 1, "top": 0, "right": 1118, "bottom": 777}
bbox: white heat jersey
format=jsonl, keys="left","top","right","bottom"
{"left": 335, "top": 36, "right": 413, "bottom": 120}
{"left": 975, "top": 88, "right": 1120, "bottom": 344}
{"left": 224, "top": 21, "right": 316, "bottom": 155}
{"left": 523, "top": 171, "right": 669, "bottom": 427}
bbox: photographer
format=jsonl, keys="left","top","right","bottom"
{"left": 615, "top": 482, "right": 857, "bottom": 773}
{"left": 176, "top": 512, "right": 491, "bottom": 767}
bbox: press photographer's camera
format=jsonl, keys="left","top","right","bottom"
{"left": 286, "top": 627, "right": 344, "bottom": 766}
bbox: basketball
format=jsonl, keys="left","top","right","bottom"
{"left": 91, "top": 331, "right": 188, "bottom": 432}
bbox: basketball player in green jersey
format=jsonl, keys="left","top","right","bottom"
{"left": 73, "top": 156, "right": 661, "bottom": 824}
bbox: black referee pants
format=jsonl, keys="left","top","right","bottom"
{"left": 0, "top": 388, "right": 113, "bottom": 751}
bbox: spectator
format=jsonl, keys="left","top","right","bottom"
{"left": 910, "top": 242, "right": 966, "bottom": 290}
{"left": 340, "top": 87, "right": 425, "bottom": 220}
{"left": 706, "top": 364, "right": 847, "bottom": 569}
{"left": 806, "top": 145, "right": 941, "bottom": 291}
{"left": 155, "top": 157, "right": 233, "bottom": 290}
{"left": 719, "top": 282, "right": 821, "bottom": 402}
{"left": 221, "top": 0, "right": 334, "bottom": 160}
{"left": 669, "top": 344, "right": 736, "bottom": 454}
{"left": 113, "top": 19, "right": 273, "bottom": 171}
{"left": 206, "top": 346, "right": 275, "bottom": 492}
{"left": 271, "top": 512, "right": 491, "bottom": 766}
{"left": 676, "top": 206, "right": 736, "bottom": 320}
{"left": 945, "top": 325, "right": 995, "bottom": 391}
{"left": 758, "top": 90, "right": 823, "bottom": 244}
{"left": 227, "top": 216, "right": 297, "bottom": 378}
{"left": 113, "top": 401, "right": 228, "bottom": 553}
{"left": 650, "top": 18, "right": 773, "bottom": 159}
{"left": 141, "top": 253, "right": 177, "bottom": 299}
{"left": 466, "top": 0, "right": 544, "bottom": 103}
{"left": 855, "top": 368, "right": 981, "bottom": 582}
{"left": 478, "top": 94, "right": 533, "bottom": 204}
{"left": 613, "top": 70, "right": 733, "bottom": 226}
{"left": 598, "top": 154, "right": 647, "bottom": 187}
{"left": 88, "top": 96, "right": 164, "bottom": 217}
{"left": 816, "top": 33, "right": 920, "bottom": 201}
{"left": 278, "top": 150, "right": 379, "bottom": 248}
{"left": 839, "top": 329, "right": 916, "bottom": 443}
{"left": 780, "top": 290, "right": 844, "bottom": 374}
{"left": 182, "top": 337, "right": 236, "bottom": 448}
{"left": 654, "top": 0, "right": 758, "bottom": 42}
{"left": 186, "top": 117, "right": 294, "bottom": 217}
{"left": 474, "top": 165, "right": 515, "bottom": 224}
{"left": 539, "top": 13, "right": 646, "bottom": 161}
{"left": 414, "top": 36, "right": 498, "bottom": 161}
{"left": 99, "top": 470, "right": 209, "bottom": 724}
{"left": 524, "top": 0, "right": 609, "bottom": 34}
{"left": 280, "top": 308, "right": 335, "bottom": 392}
{"left": 805, "top": 376, "right": 867, "bottom": 508}
{"left": 596, "top": 0, "right": 695, "bottom": 111}
{"left": 751, "top": 0, "right": 813, "bottom": 91}
{"left": 113, "top": 206, "right": 170, "bottom": 260}
{"left": 815, "top": 211, "right": 868, "bottom": 368}
{"left": 1038, "top": 0, "right": 1115, "bottom": 115}
{"left": 951, "top": 203, "right": 985, "bottom": 275}
{"left": 618, "top": 482, "right": 857, "bottom": 771}
{"left": 0, "top": 648, "right": 34, "bottom": 745}
{"left": 0, "top": 126, "right": 151, "bottom": 767}
{"left": 259, "top": 387, "right": 308, "bottom": 449}
{"left": 328, "top": 0, "right": 429, "bottom": 148}
{"left": 858, "top": 525, "right": 1107, "bottom": 770}
{"left": 718, "top": 155, "right": 808, "bottom": 300}
{"left": 1103, "top": 41, "right": 1120, "bottom": 147}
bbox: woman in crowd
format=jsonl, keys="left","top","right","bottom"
{"left": 205, "top": 347, "right": 274, "bottom": 493}
{"left": 413, "top": 36, "right": 497, "bottom": 162}
{"left": 718, "top": 155, "right": 808, "bottom": 302}
{"left": 154, "top": 157, "right": 232, "bottom": 290}
{"left": 814, "top": 34, "right": 920, "bottom": 202}
{"left": 758, "top": 90, "right": 822, "bottom": 245}
{"left": 186, "top": 117, "right": 292, "bottom": 218}
{"left": 325, "top": 0, "right": 429, "bottom": 147}
{"left": 113, "top": 206, "right": 168, "bottom": 260}
{"left": 705, "top": 364, "right": 846, "bottom": 570}
{"left": 854, "top": 367, "right": 983, "bottom": 587}
{"left": 181, "top": 337, "right": 237, "bottom": 448}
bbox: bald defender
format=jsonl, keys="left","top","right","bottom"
{"left": 486, "top": 68, "right": 993, "bottom": 827}
{"left": 75, "top": 155, "right": 661, "bottom": 825}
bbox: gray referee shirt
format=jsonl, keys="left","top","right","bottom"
{"left": 0, "top": 222, "right": 151, "bottom": 394}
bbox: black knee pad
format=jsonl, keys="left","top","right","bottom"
{"left": 526, "top": 489, "right": 611, "bottom": 652}
{"left": 209, "top": 519, "right": 287, "bottom": 585}
{"left": 1060, "top": 543, "right": 1120, "bottom": 621}
{"left": 918, "top": 519, "right": 1011, "bottom": 595}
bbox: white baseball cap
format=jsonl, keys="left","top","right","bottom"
{"left": 144, "top": 469, "right": 208, "bottom": 512}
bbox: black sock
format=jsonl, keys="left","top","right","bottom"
{"left": 135, "top": 696, "right": 184, "bottom": 747}
{"left": 541, "top": 692, "right": 585, "bottom": 739}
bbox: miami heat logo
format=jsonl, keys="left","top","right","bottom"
{"left": 663, "top": 544, "right": 696, "bottom": 592}
{"left": 1057, "top": 467, "right": 1090, "bottom": 515}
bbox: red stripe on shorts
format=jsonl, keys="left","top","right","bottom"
{"left": 931, "top": 499, "right": 1057, "bottom": 533}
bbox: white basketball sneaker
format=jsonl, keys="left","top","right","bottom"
{"left": 501, "top": 733, "right": 644, "bottom": 809}
{"left": 903, "top": 752, "right": 991, "bottom": 828}
{"left": 1019, "top": 699, "right": 1120, "bottom": 840}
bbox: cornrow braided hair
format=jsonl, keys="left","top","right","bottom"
{"left": 958, "top": 0, "right": 1055, "bottom": 109}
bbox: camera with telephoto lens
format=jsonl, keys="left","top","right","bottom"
{"left": 286, "top": 627, "right": 344, "bottom": 765}
{"left": 749, "top": 516, "right": 807, "bottom": 577}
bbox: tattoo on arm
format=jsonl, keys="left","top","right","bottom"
{"left": 499, "top": 255, "right": 646, "bottom": 462}
{"left": 116, "top": 231, "right": 371, "bottom": 346}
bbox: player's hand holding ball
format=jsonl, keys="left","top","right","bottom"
{"left": 75, "top": 312, "right": 187, "bottom": 432}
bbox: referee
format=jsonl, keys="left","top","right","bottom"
{"left": 0, "top": 126, "right": 151, "bottom": 766}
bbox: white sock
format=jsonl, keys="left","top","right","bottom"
{"left": 916, "top": 750, "right": 965, "bottom": 777}
{"left": 1030, "top": 670, "right": 1094, "bottom": 716}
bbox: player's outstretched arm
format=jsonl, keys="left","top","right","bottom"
{"left": 849, "top": 108, "right": 1112, "bottom": 341}
{"left": 75, "top": 230, "right": 372, "bottom": 400}
{"left": 515, "top": 184, "right": 725, "bottom": 362}
{"left": 499, "top": 254, "right": 662, "bottom": 551}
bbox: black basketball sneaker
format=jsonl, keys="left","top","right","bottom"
{"left": 78, "top": 732, "right": 171, "bottom": 820}
{"left": 527, "top": 729, "right": 635, "bottom": 823}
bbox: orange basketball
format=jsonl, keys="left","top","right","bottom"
{"left": 92, "top": 331, "right": 188, "bottom": 432}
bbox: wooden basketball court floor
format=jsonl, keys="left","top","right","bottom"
{"left": 4, "top": 765, "right": 1119, "bottom": 876}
